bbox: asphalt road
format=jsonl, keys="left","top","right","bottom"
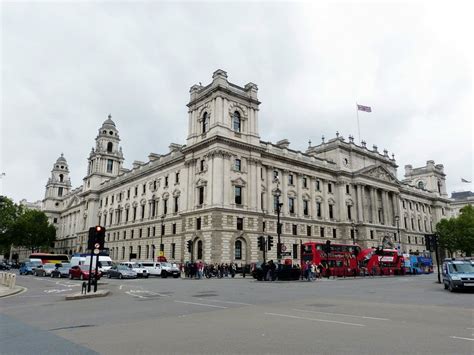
{"left": 1, "top": 272, "right": 473, "bottom": 355}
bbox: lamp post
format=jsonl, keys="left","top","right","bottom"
{"left": 275, "top": 178, "right": 283, "bottom": 264}
{"left": 160, "top": 215, "right": 165, "bottom": 258}
{"left": 395, "top": 215, "right": 401, "bottom": 253}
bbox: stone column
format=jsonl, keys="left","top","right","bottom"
{"left": 371, "top": 188, "right": 377, "bottom": 224}
{"left": 309, "top": 177, "right": 315, "bottom": 217}
{"left": 223, "top": 154, "right": 231, "bottom": 206}
{"left": 382, "top": 191, "right": 390, "bottom": 226}
{"left": 322, "top": 179, "right": 328, "bottom": 220}
{"left": 266, "top": 166, "right": 273, "bottom": 213}
{"left": 357, "top": 184, "right": 364, "bottom": 223}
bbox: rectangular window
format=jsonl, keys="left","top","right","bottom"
{"left": 378, "top": 209, "right": 383, "bottom": 223}
{"left": 404, "top": 217, "right": 407, "bottom": 229}
{"left": 303, "top": 177, "right": 308, "bottom": 188}
{"left": 307, "top": 225, "right": 311, "bottom": 236}
{"left": 408, "top": 236, "right": 411, "bottom": 244}
{"left": 127, "top": 189, "right": 130, "bottom": 198}
{"left": 163, "top": 199, "right": 168, "bottom": 215}
{"left": 198, "top": 187, "right": 204, "bottom": 205}
{"left": 329, "top": 204, "right": 334, "bottom": 219}
{"left": 293, "top": 244, "right": 298, "bottom": 260}
{"left": 125, "top": 209, "right": 129, "bottom": 222}
{"left": 332, "top": 228, "right": 337, "bottom": 239}
{"left": 133, "top": 207, "right": 137, "bottom": 221}
{"left": 415, "top": 236, "right": 418, "bottom": 244}
{"left": 346, "top": 185, "right": 350, "bottom": 194}
{"left": 237, "top": 217, "right": 243, "bottom": 231}
{"left": 107, "top": 159, "right": 113, "bottom": 173}
{"left": 273, "top": 195, "right": 279, "bottom": 212}
{"left": 134, "top": 186, "right": 138, "bottom": 196}
{"left": 411, "top": 218, "right": 414, "bottom": 230}
{"left": 112, "top": 195, "right": 115, "bottom": 204}
{"left": 273, "top": 170, "right": 279, "bottom": 180}
{"left": 370, "top": 230, "right": 374, "bottom": 239}
{"left": 58, "top": 187, "right": 63, "bottom": 197}
{"left": 165, "top": 176, "right": 169, "bottom": 187}
{"left": 171, "top": 243, "right": 176, "bottom": 259}
{"left": 175, "top": 172, "right": 180, "bottom": 184}
{"left": 316, "top": 180, "right": 321, "bottom": 191}
{"left": 153, "top": 226, "right": 156, "bottom": 236}
{"left": 262, "top": 221, "right": 266, "bottom": 232}
{"left": 320, "top": 227, "right": 325, "bottom": 238}
{"left": 350, "top": 229, "right": 355, "bottom": 239}
{"left": 131, "top": 230, "right": 134, "bottom": 239}
{"left": 303, "top": 200, "right": 309, "bottom": 216}
{"left": 235, "top": 186, "right": 242, "bottom": 205}
{"left": 347, "top": 205, "right": 352, "bottom": 220}
{"left": 289, "top": 198, "right": 295, "bottom": 214}
{"left": 174, "top": 196, "right": 179, "bottom": 213}
{"left": 123, "top": 231, "right": 126, "bottom": 239}
{"left": 292, "top": 224, "right": 297, "bottom": 235}
{"left": 153, "top": 180, "right": 157, "bottom": 191}
{"left": 141, "top": 205, "right": 145, "bottom": 219}
{"left": 196, "top": 217, "right": 201, "bottom": 230}
{"left": 139, "top": 229, "right": 142, "bottom": 238}
{"left": 418, "top": 219, "right": 421, "bottom": 230}
{"left": 161, "top": 223, "right": 165, "bottom": 236}
{"left": 143, "top": 184, "right": 146, "bottom": 194}
{"left": 235, "top": 159, "right": 241, "bottom": 171}
{"left": 147, "top": 227, "right": 150, "bottom": 237}
{"left": 288, "top": 174, "right": 294, "bottom": 185}
{"left": 402, "top": 200, "right": 405, "bottom": 208}
{"left": 328, "top": 183, "right": 332, "bottom": 193}
{"left": 172, "top": 223, "right": 176, "bottom": 235}
{"left": 316, "top": 202, "right": 322, "bottom": 217}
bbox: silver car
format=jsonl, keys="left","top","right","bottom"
{"left": 107, "top": 265, "right": 137, "bottom": 279}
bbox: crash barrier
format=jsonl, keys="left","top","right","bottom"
{"left": 0, "top": 272, "right": 16, "bottom": 289}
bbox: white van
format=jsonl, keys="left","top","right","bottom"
{"left": 70, "top": 255, "right": 113, "bottom": 274}
{"left": 139, "top": 261, "right": 163, "bottom": 277}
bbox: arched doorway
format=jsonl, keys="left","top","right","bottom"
{"left": 233, "top": 237, "right": 248, "bottom": 264}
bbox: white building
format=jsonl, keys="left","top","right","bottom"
{"left": 41, "top": 70, "right": 452, "bottom": 264}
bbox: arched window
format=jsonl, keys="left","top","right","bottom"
{"left": 232, "top": 111, "right": 241, "bottom": 132}
{"left": 197, "top": 240, "right": 203, "bottom": 260}
{"left": 202, "top": 112, "right": 208, "bottom": 133}
{"left": 235, "top": 240, "right": 242, "bottom": 260}
{"left": 417, "top": 181, "right": 424, "bottom": 189}
{"left": 59, "top": 174, "right": 64, "bottom": 182}
{"left": 107, "top": 142, "right": 113, "bottom": 152}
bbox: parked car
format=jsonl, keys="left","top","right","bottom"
{"left": 34, "top": 263, "right": 56, "bottom": 277}
{"left": 107, "top": 265, "right": 138, "bottom": 279}
{"left": 69, "top": 265, "right": 101, "bottom": 280}
{"left": 0, "top": 262, "right": 11, "bottom": 270}
{"left": 19, "top": 262, "right": 35, "bottom": 275}
{"left": 442, "top": 259, "right": 474, "bottom": 292}
{"left": 119, "top": 262, "right": 149, "bottom": 278}
{"left": 51, "top": 263, "right": 71, "bottom": 278}
{"left": 160, "top": 262, "right": 180, "bottom": 278}
{"left": 140, "top": 261, "right": 163, "bottom": 277}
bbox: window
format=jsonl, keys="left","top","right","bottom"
{"left": 127, "top": 189, "right": 130, "bottom": 199}
{"left": 328, "top": 183, "right": 332, "bottom": 193}
{"left": 133, "top": 206, "right": 137, "bottom": 221}
{"left": 273, "top": 170, "right": 279, "bottom": 180}
{"left": 153, "top": 226, "right": 156, "bottom": 236}
{"left": 196, "top": 217, "right": 201, "bottom": 230}
{"left": 197, "top": 240, "right": 203, "bottom": 260}
{"left": 292, "top": 224, "right": 297, "bottom": 235}
{"left": 165, "top": 176, "right": 169, "bottom": 187}
{"left": 316, "top": 202, "right": 322, "bottom": 217}
{"left": 200, "top": 160, "right": 205, "bottom": 172}
{"left": 329, "top": 204, "right": 334, "bottom": 219}
{"left": 288, "top": 197, "right": 295, "bottom": 214}
{"left": 53, "top": 218, "right": 58, "bottom": 223}
{"left": 408, "top": 236, "right": 411, "bottom": 244}
{"left": 141, "top": 205, "right": 145, "bottom": 219}
{"left": 58, "top": 187, "right": 63, "bottom": 197}
{"left": 175, "top": 172, "right": 180, "bottom": 184}
{"left": 107, "top": 142, "right": 113, "bottom": 152}
{"left": 161, "top": 223, "right": 165, "bottom": 236}
{"left": 171, "top": 243, "right": 176, "bottom": 259}
{"left": 263, "top": 221, "right": 266, "bottom": 231}
{"left": 411, "top": 218, "right": 414, "bottom": 230}
{"left": 131, "top": 230, "right": 134, "bottom": 239}
{"left": 316, "top": 180, "right": 321, "bottom": 191}
{"left": 174, "top": 196, "right": 179, "bottom": 213}
{"left": 146, "top": 245, "right": 149, "bottom": 259}
{"left": 415, "top": 236, "right": 418, "bottom": 244}
{"left": 307, "top": 225, "right": 311, "bottom": 236}
{"left": 202, "top": 112, "right": 209, "bottom": 133}
{"left": 111, "top": 195, "right": 114, "bottom": 204}
{"left": 107, "top": 159, "right": 113, "bottom": 173}
{"left": 303, "top": 200, "right": 309, "bottom": 216}
{"left": 139, "top": 229, "right": 142, "bottom": 238}
{"left": 237, "top": 217, "right": 243, "bottom": 230}
{"left": 232, "top": 111, "right": 241, "bottom": 132}
{"left": 235, "top": 159, "right": 241, "bottom": 171}
{"left": 163, "top": 199, "right": 168, "bottom": 215}
{"left": 346, "top": 185, "right": 350, "bottom": 194}
{"left": 320, "top": 227, "right": 325, "bottom": 238}
{"left": 293, "top": 244, "right": 298, "bottom": 259}
{"left": 273, "top": 195, "right": 279, "bottom": 212}
{"left": 235, "top": 240, "right": 242, "bottom": 260}
{"left": 134, "top": 186, "right": 138, "bottom": 196}
{"left": 303, "top": 177, "right": 308, "bottom": 188}
{"left": 59, "top": 174, "right": 64, "bottom": 182}
{"left": 351, "top": 229, "right": 355, "bottom": 239}
{"left": 125, "top": 209, "right": 129, "bottom": 222}
{"left": 235, "top": 186, "right": 242, "bottom": 205}
{"left": 347, "top": 205, "right": 352, "bottom": 220}
{"left": 147, "top": 227, "right": 150, "bottom": 237}
{"left": 122, "top": 247, "right": 125, "bottom": 259}
{"left": 378, "top": 209, "right": 383, "bottom": 223}
{"left": 402, "top": 200, "right": 405, "bottom": 209}
{"left": 332, "top": 228, "right": 337, "bottom": 239}
{"left": 198, "top": 187, "right": 204, "bottom": 205}
{"left": 370, "top": 230, "right": 374, "bottom": 239}
{"left": 288, "top": 174, "right": 294, "bottom": 185}
{"left": 172, "top": 223, "right": 176, "bottom": 235}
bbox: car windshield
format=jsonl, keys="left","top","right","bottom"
{"left": 128, "top": 263, "right": 140, "bottom": 268}
{"left": 448, "top": 262, "right": 474, "bottom": 274}
{"left": 118, "top": 265, "right": 130, "bottom": 271}
{"left": 101, "top": 261, "right": 113, "bottom": 266}
{"left": 162, "top": 263, "right": 171, "bottom": 267}
{"left": 44, "top": 264, "right": 56, "bottom": 269}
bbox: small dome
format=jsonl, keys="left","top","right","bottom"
{"left": 56, "top": 153, "right": 67, "bottom": 163}
{"left": 101, "top": 114, "right": 116, "bottom": 129}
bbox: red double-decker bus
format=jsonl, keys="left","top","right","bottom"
{"left": 358, "top": 248, "right": 405, "bottom": 275}
{"left": 302, "top": 242, "right": 361, "bottom": 277}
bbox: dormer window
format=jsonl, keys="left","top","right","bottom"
{"left": 232, "top": 111, "right": 241, "bottom": 132}
{"left": 202, "top": 112, "right": 209, "bottom": 133}
{"left": 107, "top": 142, "right": 113, "bottom": 152}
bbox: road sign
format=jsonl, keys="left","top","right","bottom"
{"left": 281, "top": 251, "right": 291, "bottom": 256}
{"left": 94, "top": 243, "right": 100, "bottom": 249}
{"left": 159, "top": 251, "right": 164, "bottom": 257}
{"left": 93, "top": 248, "right": 100, "bottom": 255}
{"left": 281, "top": 244, "right": 287, "bottom": 252}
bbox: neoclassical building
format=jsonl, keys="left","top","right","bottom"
{"left": 41, "top": 70, "right": 452, "bottom": 264}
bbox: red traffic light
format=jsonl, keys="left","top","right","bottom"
{"left": 96, "top": 226, "right": 102, "bottom": 232}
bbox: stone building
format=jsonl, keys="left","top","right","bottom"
{"left": 42, "top": 70, "right": 452, "bottom": 264}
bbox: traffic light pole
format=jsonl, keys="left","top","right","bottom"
{"left": 87, "top": 248, "right": 94, "bottom": 293}
{"left": 433, "top": 234, "right": 441, "bottom": 284}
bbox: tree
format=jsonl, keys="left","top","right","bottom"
{"left": 436, "top": 205, "right": 474, "bottom": 257}
{"left": 0, "top": 196, "right": 22, "bottom": 255}
{"left": 11, "top": 209, "right": 56, "bottom": 252}
{"left": 436, "top": 218, "right": 457, "bottom": 256}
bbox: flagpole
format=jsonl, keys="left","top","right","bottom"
{"left": 356, "top": 103, "right": 361, "bottom": 144}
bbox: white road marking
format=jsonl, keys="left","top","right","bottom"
{"left": 449, "top": 336, "right": 474, "bottom": 342}
{"left": 292, "top": 309, "right": 390, "bottom": 321}
{"left": 44, "top": 289, "right": 68, "bottom": 294}
{"left": 174, "top": 300, "right": 228, "bottom": 309}
{"left": 196, "top": 298, "right": 253, "bottom": 306}
{"left": 265, "top": 312, "right": 365, "bottom": 327}
{"left": 125, "top": 291, "right": 146, "bottom": 299}
{"left": 119, "top": 285, "right": 124, "bottom": 290}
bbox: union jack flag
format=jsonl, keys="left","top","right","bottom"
{"left": 357, "top": 104, "right": 372, "bottom": 112}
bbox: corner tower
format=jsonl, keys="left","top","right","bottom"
{"left": 43, "top": 154, "right": 72, "bottom": 217}
{"left": 83, "top": 115, "right": 124, "bottom": 191}
{"left": 186, "top": 69, "right": 261, "bottom": 147}
{"left": 403, "top": 160, "right": 448, "bottom": 196}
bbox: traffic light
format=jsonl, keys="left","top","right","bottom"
{"left": 186, "top": 240, "right": 192, "bottom": 253}
{"left": 258, "top": 236, "right": 265, "bottom": 251}
{"left": 324, "top": 240, "right": 331, "bottom": 254}
{"left": 424, "top": 235, "right": 432, "bottom": 251}
{"left": 267, "top": 236, "right": 274, "bottom": 250}
{"left": 424, "top": 234, "right": 438, "bottom": 252}
{"left": 87, "top": 225, "right": 106, "bottom": 250}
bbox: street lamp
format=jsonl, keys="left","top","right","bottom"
{"left": 395, "top": 215, "right": 401, "bottom": 253}
{"left": 160, "top": 215, "right": 165, "bottom": 257}
{"left": 274, "top": 177, "right": 283, "bottom": 264}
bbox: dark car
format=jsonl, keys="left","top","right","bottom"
{"left": 34, "top": 263, "right": 56, "bottom": 277}
{"left": 69, "top": 265, "right": 101, "bottom": 280}
{"left": 51, "top": 263, "right": 71, "bottom": 278}
{"left": 252, "top": 262, "right": 301, "bottom": 281}
{"left": 107, "top": 265, "right": 137, "bottom": 279}
{"left": 0, "top": 262, "right": 11, "bottom": 270}
{"left": 19, "top": 262, "right": 35, "bottom": 275}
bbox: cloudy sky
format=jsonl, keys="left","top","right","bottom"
{"left": 1, "top": 0, "right": 472, "bottom": 203}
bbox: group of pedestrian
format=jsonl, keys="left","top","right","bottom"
{"left": 183, "top": 261, "right": 239, "bottom": 279}
{"left": 303, "top": 261, "right": 323, "bottom": 281}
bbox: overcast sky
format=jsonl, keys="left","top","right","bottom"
{"left": 1, "top": 0, "right": 472, "bottom": 203}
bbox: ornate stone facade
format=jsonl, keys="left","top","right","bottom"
{"left": 42, "top": 70, "right": 452, "bottom": 264}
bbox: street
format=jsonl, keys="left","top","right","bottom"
{"left": 1, "top": 273, "right": 473, "bottom": 355}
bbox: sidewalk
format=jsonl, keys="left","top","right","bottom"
{"left": 0, "top": 284, "right": 25, "bottom": 298}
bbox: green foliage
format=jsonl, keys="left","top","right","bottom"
{"left": 436, "top": 205, "right": 474, "bottom": 257}
{"left": 0, "top": 196, "right": 23, "bottom": 253}
{"left": 11, "top": 209, "right": 56, "bottom": 252}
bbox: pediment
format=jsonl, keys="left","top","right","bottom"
{"left": 231, "top": 177, "right": 247, "bottom": 186}
{"left": 66, "top": 195, "right": 81, "bottom": 209}
{"left": 357, "top": 165, "right": 398, "bottom": 183}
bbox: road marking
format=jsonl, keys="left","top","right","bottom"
{"left": 449, "top": 336, "right": 474, "bottom": 342}
{"left": 292, "top": 309, "right": 390, "bottom": 321}
{"left": 119, "top": 285, "right": 124, "bottom": 290}
{"left": 196, "top": 298, "right": 253, "bottom": 306}
{"left": 44, "top": 289, "right": 68, "bottom": 294}
{"left": 125, "top": 291, "right": 146, "bottom": 299}
{"left": 174, "top": 300, "right": 228, "bottom": 309}
{"left": 265, "top": 312, "right": 365, "bottom": 327}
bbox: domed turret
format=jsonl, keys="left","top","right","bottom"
{"left": 44, "top": 153, "right": 72, "bottom": 209}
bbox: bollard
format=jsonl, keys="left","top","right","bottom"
{"left": 1, "top": 272, "right": 6, "bottom": 285}
{"left": 10, "top": 274, "right": 16, "bottom": 289}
